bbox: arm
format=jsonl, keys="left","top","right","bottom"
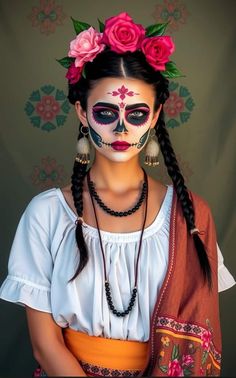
{"left": 26, "top": 306, "right": 87, "bottom": 377}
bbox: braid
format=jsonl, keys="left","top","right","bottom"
{"left": 155, "top": 108, "right": 212, "bottom": 289}
{"left": 69, "top": 123, "right": 89, "bottom": 281}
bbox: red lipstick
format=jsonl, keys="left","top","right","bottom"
{"left": 111, "top": 141, "right": 131, "bottom": 151}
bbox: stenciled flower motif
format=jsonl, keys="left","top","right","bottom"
{"left": 35, "top": 95, "right": 60, "bottom": 121}
{"left": 30, "top": 156, "right": 67, "bottom": 189}
{"left": 152, "top": 0, "right": 189, "bottom": 33}
{"left": 167, "top": 359, "right": 184, "bottom": 376}
{"left": 68, "top": 27, "right": 105, "bottom": 68}
{"left": 25, "top": 85, "right": 71, "bottom": 132}
{"left": 141, "top": 36, "right": 175, "bottom": 71}
{"left": 182, "top": 354, "right": 194, "bottom": 367}
{"left": 163, "top": 81, "right": 195, "bottom": 128}
{"left": 102, "top": 12, "right": 145, "bottom": 53}
{"left": 164, "top": 91, "right": 185, "bottom": 117}
{"left": 28, "top": 0, "right": 66, "bottom": 36}
{"left": 161, "top": 336, "right": 170, "bottom": 347}
{"left": 201, "top": 330, "right": 212, "bottom": 352}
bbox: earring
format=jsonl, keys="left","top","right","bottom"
{"left": 75, "top": 125, "right": 91, "bottom": 164}
{"left": 144, "top": 129, "right": 160, "bottom": 167}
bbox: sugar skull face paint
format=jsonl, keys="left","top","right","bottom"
{"left": 76, "top": 77, "right": 162, "bottom": 164}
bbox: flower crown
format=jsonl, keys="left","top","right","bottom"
{"left": 57, "top": 12, "right": 182, "bottom": 85}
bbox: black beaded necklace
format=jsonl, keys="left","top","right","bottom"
{"left": 87, "top": 168, "right": 149, "bottom": 317}
{"left": 87, "top": 174, "right": 147, "bottom": 217}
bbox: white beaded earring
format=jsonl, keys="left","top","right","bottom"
{"left": 144, "top": 129, "right": 160, "bottom": 167}
{"left": 75, "top": 125, "right": 91, "bottom": 164}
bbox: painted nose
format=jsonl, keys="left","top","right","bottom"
{"left": 112, "top": 120, "right": 128, "bottom": 134}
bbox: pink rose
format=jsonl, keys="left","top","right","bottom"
{"left": 102, "top": 12, "right": 145, "bottom": 53}
{"left": 68, "top": 26, "right": 105, "bottom": 68}
{"left": 66, "top": 62, "right": 82, "bottom": 84}
{"left": 182, "top": 354, "right": 194, "bottom": 367}
{"left": 167, "top": 359, "right": 184, "bottom": 377}
{"left": 141, "top": 36, "right": 175, "bottom": 71}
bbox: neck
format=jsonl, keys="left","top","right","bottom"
{"left": 89, "top": 155, "right": 145, "bottom": 194}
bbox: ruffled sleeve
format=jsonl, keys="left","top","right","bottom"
{"left": 0, "top": 192, "right": 53, "bottom": 312}
{"left": 217, "top": 242, "right": 235, "bottom": 292}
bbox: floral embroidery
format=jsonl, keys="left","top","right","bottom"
{"left": 152, "top": 0, "right": 189, "bottom": 33}
{"left": 79, "top": 360, "right": 141, "bottom": 377}
{"left": 156, "top": 316, "right": 221, "bottom": 376}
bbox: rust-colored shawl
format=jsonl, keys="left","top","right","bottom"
{"left": 140, "top": 188, "right": 221, "bottom": 377}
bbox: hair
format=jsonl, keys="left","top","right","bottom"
{"left": 67, "top": 48, "right": 212, "bottom": 289}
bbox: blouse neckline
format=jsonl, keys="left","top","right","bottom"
{"left": 55, "top": 185, "right": 173, "bottom": 242}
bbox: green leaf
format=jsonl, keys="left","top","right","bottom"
{"left": 179, "top": 85, "right": 190, "bottom": 97}
{"left": 171, "top": 344, "right": 180, "bottom": 360}
{"left": 56, "top": 57, "right": 75, "bottom": 69}
{"left": 24, "top": 102, "right": 35, "bottom": 116}
{"left": 159, "top": 365, "right": 168, "bottom": 373}
{"left": 61, "top": 100, "right": 70, "bottom": 114}
{"left": 161, "top": 61, "right": 185, "bottom": 79}
{"left": 42, "top": 122, "right": 56, "bottom": 132}
{"left": 82, "top": 65, "right": 87, "bottom": 79}
{"left": 56, "top": 115, "right": 67, "bottom": 127}
{"left": 185, "top": 97, "right": 195, "bottom": 112}
{"left": 41, "top": 85, "right": 54, "bottom": 95}
{"left": 183, "top": 368, "right": 193, "bottom": 376}
{"left": 166, "top": 119, "right": 180, "bottom": 129}
{"left": 169, "top": 81, "right": 179, "bottom": 91}
{"left": 55, "top": 89, "right": 66, "bottom": 101}
{"left": 98, "top": 18, "right": 105, "bottom": 32}
{"left": 180, "top": 112, "right": 190, "bottom": 123}
{"left": 201, "top": 350, "right": 209, "bottom": 365}
{"left": 29, "top": 90, "right": 41, "bottom": 102}
{"left": 30, "top": 116, "right": 41, "bottom": 128}
{"left": 145, "top": 22, "right": 169, "bottom": 37}
{"left": 71, "top": 17, "right": 91, "bottom": 34}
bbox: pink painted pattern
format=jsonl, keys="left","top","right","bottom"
{"left": 108, "top": 85, "right": 139, "bottom": 100}
{"left": 30, "top": 156, "right": 66, "bottom": 189}
{"left": 28, "top": 0, "right": 66, "bottom": 36}
{"left": 152, "top": 0, "right": 189, "bottom": 33}
{"left": 164, "top": 92, "right": 185, "bottom": 117}
{"left": 35, "top": 95, "right": 60, "bottom": 121}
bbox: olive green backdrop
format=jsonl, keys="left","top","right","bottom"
{"left": 0, "top": 0, "right": 235, "bottom": 376}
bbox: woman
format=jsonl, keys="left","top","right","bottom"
{"left": 0, "top": 12, "right": 235, "bottom": 377}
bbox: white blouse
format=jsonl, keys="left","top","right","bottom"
{"left": 0, "top": 185, "right": 235, "bottom": 342}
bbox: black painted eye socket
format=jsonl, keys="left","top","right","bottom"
{"left": 126, "top": 110, "right": 149, "bottom": 125}
{"left": 92, "top": 108, "right": 119, "bottom": 124}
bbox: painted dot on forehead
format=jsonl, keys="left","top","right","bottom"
{"left": 107, "top": 84, "right": 139, "bottom": 100}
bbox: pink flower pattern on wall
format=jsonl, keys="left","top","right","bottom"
{"left": 28, "top": 0, "right": 66, "bottom": 36}
{"left": 163, "top": 81, "right": 195, "bottom": 128}
{"left": 25, "top": 85, "right": 70, "bottom": 132}
{"left": 152, "top": 0, "right": 189, "bottom": 33}
{"left": 30, "top": 156, "right": 67, "bottom": 189}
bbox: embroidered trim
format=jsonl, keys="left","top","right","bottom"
{"left": 156, "top": 315, "right": 221, "bottom": 366}
{"left": 79, "top": 360, "right": 141, "bottom": 376}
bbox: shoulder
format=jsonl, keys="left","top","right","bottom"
{"left": 23, "top": 188, "right": 60, "bottom": 223}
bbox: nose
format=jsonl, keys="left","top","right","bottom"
{"left": 112, "top": 119, "right": 128, "bottom": 134}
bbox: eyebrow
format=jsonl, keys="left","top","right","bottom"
{"left": 93, "top": 102, "right": 150, "bottom": 110}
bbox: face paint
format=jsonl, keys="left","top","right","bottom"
{"left": 84, "top": 77, "right": 159, "bottom": 164}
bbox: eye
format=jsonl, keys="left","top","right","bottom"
{"left": 126, "top": 109, "right": 150, "bottom": 125}
{"left": 92, "top": 107, "right": 119, "bottom": 125}
{"left": 128, "top": 110, "right": 146, "bottom": 118}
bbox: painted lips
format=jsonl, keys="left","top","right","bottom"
{"left": 111, "top": 141, "right": 131, "bottom": 151}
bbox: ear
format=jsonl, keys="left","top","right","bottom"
{"left": 75, "top": 101, "right": 88, "bottom": 126}
{"left": 150, "top": 104, "right": 162, "bottom": 129}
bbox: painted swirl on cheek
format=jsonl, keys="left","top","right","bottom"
{"left": 136, "top": 128, "right": 150, "bottom": 149}
{"left": 88, "top": 122, "right": 103, "bottom": 147}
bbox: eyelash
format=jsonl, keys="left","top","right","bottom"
{"left": 96, "top": 109, "right": 148, "bottom": 118}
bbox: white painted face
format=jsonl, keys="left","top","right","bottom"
{"left": 75, "top": 77, "right": 161, "bottom": 163}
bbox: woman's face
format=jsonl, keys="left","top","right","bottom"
{"left": 76, "top": 77, "right": 161, "bottom": 163}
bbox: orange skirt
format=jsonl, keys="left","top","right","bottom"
{"left": 63, "top": 327, "right": 149, "bottom": 377}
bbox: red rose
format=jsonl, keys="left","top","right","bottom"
{"left": 102, "top": 12, "right": 145, "bottom": 53}
{"left": 66, "top": 62, "right": 82, "bottom": 84}
{"left": 168, "top": 359, "right": 184, "bottom": 376}
{"left": 141, "top": 36, "right": 175, "bottom": 71}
